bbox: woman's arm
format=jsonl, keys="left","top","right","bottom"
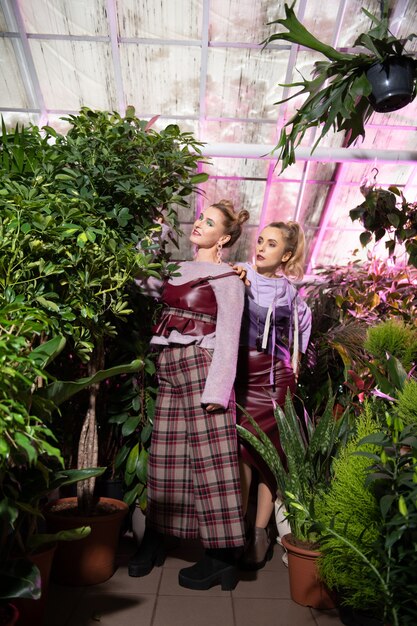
{"left": 134, "top": 274, "right": 164, "bottom": 299}
{"left": 200, "top": 275, "right": 245, "bottom": 409}
{"left": 296, "top": 296, "right": 312, "bottom": 353}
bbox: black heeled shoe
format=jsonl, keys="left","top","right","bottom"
{"left": 178, "top": 548, "right": 239, "bottom": 591}
{"left": 128, "top": 527, "right": 166, "bottom": 577}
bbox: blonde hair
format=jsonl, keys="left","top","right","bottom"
{"left": 267, "top": 221, "right": 306, "bottom": 281}
{"left": 210, "top": 199, "right": 250, "bottom": 247}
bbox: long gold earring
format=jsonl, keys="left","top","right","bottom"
{"left": 216, "top": 242, "right": 223, "bottom": 264}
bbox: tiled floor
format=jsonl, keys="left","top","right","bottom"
{"left": 43, "top": 534, "right": 343, "bottom": 626}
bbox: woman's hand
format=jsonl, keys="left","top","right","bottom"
{"left": 205, "top": 403, "right": 223, "bottom": 413}
{"left": 231, "top": 264, "right": 251, "bottom": 286}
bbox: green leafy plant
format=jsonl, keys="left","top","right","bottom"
{"left": 306, "top": 319, "right": 417, "bottom": 626}
{"left": 263, "top": 2, "right": 417, "bottom": 172}
{"left": 395, "top": 380, "right": 417, "bottom": 427}
{"left": 365, "top": 318, "right": 417, "bottom": 372}
{"left": 112, "top": 357, "right": 156, "bottom": 511}
{"left": 0, "top": 304, "right": 106, "bottom": 608}
{"left": 350, "top": 183, "right": 417, "bottom": 268}
{"left": 300, "top": 259, "right": 417, "bottom": 414}
{"left": 237, "top": 392, "right": 346, "bottom": 544}
{"left": 316, "top": 403, "right": 383, "bottom": 614}
{"left": 312, "top": 410, "right": 417, "bottom": 626}
{"left": 0, "top": 559, "right": 41, "bottom": 603}
{"left": 0, "top": 107, "right": 208, "bottom": 514}
{"left": 361, "top": 415, "right": 417, "bottom": 626}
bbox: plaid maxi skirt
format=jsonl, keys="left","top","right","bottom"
{"left": 147, "top": 344, "right": 245, "bottom": 549}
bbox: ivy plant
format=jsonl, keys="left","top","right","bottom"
{"left": 350, "top": 184, "right": 417, "bottom": 268}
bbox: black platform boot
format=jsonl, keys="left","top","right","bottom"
{"left": 178, "top": 548, "right": 239, "bottom": 591}
{"left": 128, "top": 527, "right": 166, "bottom": 577}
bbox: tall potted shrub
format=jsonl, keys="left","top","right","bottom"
{"left": 0, "top": 303, "right": 108, "bottom": 624}
{"left": 1, "top": 107, "right": 207, "bottom": 584}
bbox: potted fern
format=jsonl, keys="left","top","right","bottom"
{"left": 263, "top": 2, "right": 417, "bottom": 172}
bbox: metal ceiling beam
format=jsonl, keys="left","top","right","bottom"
{"left": 0, "top": 32, "right": 110, "bottom": 42}
{"left": 257, "top": 0, "right": 308, "bottom": 232}
{"left": 106, "top": 0, "right": 125, "bottom": 115}
{"left": 196, "top": 0, "right": 210, "bottom": 219}
{"left": 0, "top": 0, "right": 46, "bottom": 124}
{"left": 198, "top": 144, "right": 417, "bottom": 164}
{"left": 291, "top": 0, "right": 349, "bottom": 224}
{"left": 0, "top": 32, "right": 289, "bottom": 51}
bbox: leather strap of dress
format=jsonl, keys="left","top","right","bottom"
{"left": 190, "top": 271, "right": 237, "bottom": 287}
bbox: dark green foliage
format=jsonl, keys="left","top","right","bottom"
{"left": 0, "top": 107, "right": 207, "bottom": 513}
{"left": 0, "top": 108, "right": 206, "bottom": 362}
{"left": 317, "top": 403, "right": 383, "bottom": 612}
{"left": 395, "top": 379, "right": 417, "bottom": 426}
{"left": 360, "top": 415, "right": 417, "bottom": 626}
{"left": 350, "top": 185, "right": 417, "bottom": 269}
{"left": 300, "top": 259, "right": 417, "bottom": 414}
{"left": 365, "top": 319, "right": 417, "bottom": 372}
{"left": 0, "top": 304, "right": 62, "bottom": 467}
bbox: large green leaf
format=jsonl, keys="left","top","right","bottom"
{"left": 264, "top": 3, "right": 347, "bottom": 61}
{"left": 29, "top": 336, "right": 66, "bottom": 369}
{"left": 0, "top": 559, "right": 41, "bottom": 601}
{"left": 40, "top": 359, "right": 143, "bottom": 406}
{"left": 28, "top": 526, "right": 91, "bottom": 551}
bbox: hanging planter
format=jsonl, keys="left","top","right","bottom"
{"left": 263, "top": 3, "right": 417, "bottom": 173}
{"left": 366, "top": 56, "right": 416, "bottom": 112}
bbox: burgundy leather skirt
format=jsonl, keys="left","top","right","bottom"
{"left": 235, "top": 348, "right": 296, "bottom": 493}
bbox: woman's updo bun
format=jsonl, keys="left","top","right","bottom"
{"left": 211, "top": 199, "right": 249, "bottom": 248}
{"left": 237, "top": 209, "right": 250, "bottom": 225}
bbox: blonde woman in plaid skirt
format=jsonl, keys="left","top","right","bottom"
{"left": 130, "top": 201, "right": 249, "bottom": 590}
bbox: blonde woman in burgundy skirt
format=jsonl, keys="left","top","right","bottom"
{"left": 234, "top": 222, "right": 312, "bottom": 570}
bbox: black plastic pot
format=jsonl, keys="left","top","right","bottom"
{"left": 366, "top": 56, "right": 416, "bottom": 113}
{"left": 339, "top": 605, "right": 384, "bottom": 626}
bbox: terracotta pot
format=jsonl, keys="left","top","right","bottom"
{"left": 44, "top": 497, "right": 128, "bottom": 586}
{"left": 281, "top": 534, "right": 336, "bottom": 610}
{"left": 366, "top": 56, "right": 416, "bottom": 113}
{"left": 14, "top": 543, "right": 56, "bottom": 626}
{"left": 0, "top": 604, "right": 19, "bottom": 626}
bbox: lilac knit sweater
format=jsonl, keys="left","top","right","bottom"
{"left": 136, "top": 262, "right": 244, "bottom": 409}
